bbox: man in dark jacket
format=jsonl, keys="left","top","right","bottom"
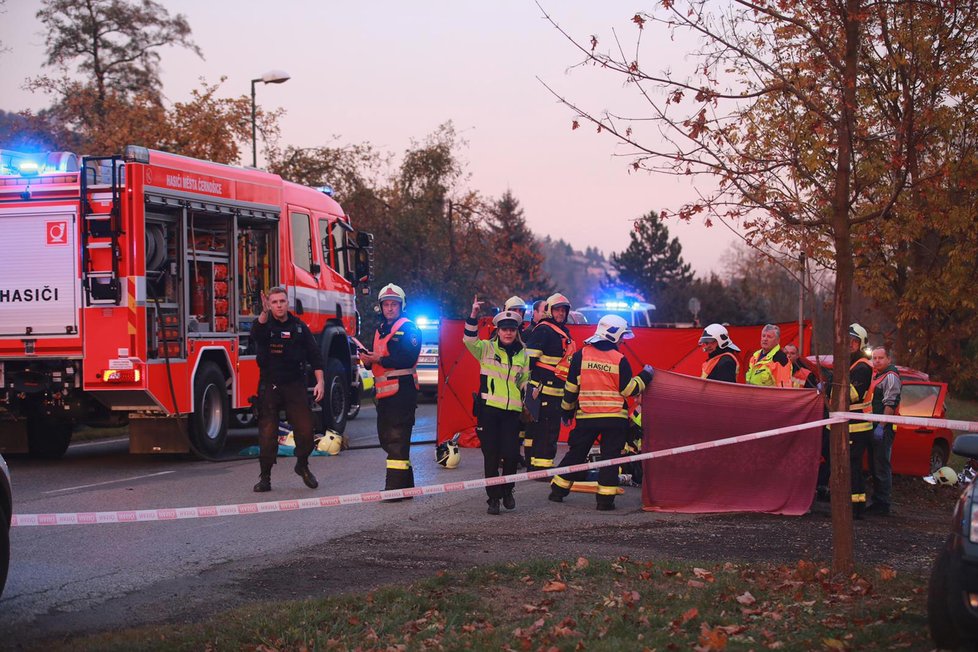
{"left": 524, "top": 293, "right": 575, "bottom": 471}
{"left": 251, "top": 287, "right": 324, "bottom": 492}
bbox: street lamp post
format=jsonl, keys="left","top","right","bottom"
{"left": 250, "top": 70, "right": 291, "bottom": 167}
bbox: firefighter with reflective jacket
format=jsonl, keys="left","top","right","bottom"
{"left": 548, "top": 314, "right": 654, "bottom": 510}
{"left": 464, "top": 296, "right": 530, "bottom": 515}
{"left": 845, "top": 323, "right": 874, "bottom": 518}
{"left": 359, "top": 284, "right": 422, "bottom": 495}
{"left": 698, "top": 323, "right": 741, "bottom": 383}
{"left": 524, "top": 292, "right": 575, "bottom": 471}
{"left": 745, "top": 324, "right": 792, "bottom": 387}
{"left": 251, "top": 287, "right": 324, "bottom": 493}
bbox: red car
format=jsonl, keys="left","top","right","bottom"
{"left": 806, "top": 356, "right": 954, "bottom": 475}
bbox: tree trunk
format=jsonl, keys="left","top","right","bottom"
{"left": 829, "top": 0, "right": 862, "bottom": 576}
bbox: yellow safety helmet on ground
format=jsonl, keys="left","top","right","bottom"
{"left": 934, "top": 466, "right": 958, "bottom": 486}
{"left": 545, "top": 292, "right": 571, "bottom": 316}
{"left": 436, "top": 433, "right": 461, "bottom": 469}
{"left": 504, "top": 296, "right": 526, "bottom": 312}
{"left": 316, "top": 431, "right": 344, "bottom": 455}
{"left": 378, "top": 283, "right": 406, "bottom": 309}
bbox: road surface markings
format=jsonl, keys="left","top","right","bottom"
{"left": 42, "top": 471, "right": 176, "bottom": 494}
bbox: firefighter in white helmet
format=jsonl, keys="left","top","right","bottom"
{"left": 523, "top": 292, "right": 575, "bottom": 471}
{"left": 463, "top": 296, "right": 530, "bottom": 514}
{"left": 358, "top": 283, "right": 422, "bottom": 498}
{"left": 698, "top": 323, "right": 741, "bottom": 383}
{"left": 548, "top": 314, "right": 654, "bottom": 510}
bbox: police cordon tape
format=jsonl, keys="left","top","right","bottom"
{"left": 12, "top": 412, "right": 977, "bottom": 528}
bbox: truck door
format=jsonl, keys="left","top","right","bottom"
{"left": 287, "top": 209, "right": 320, "bottom": 323}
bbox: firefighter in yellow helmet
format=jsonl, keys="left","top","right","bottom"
{"left": 548, "top": 314, "right": 654, "bottom": 510}
{"left": 358, "top": 283, "right": 422, "bottom": 498}
{"left": 464, "top": 296, "right": 530, "bottom": 514}
{"left": 845, "top": 322, "right": 873, "bottom": 518}
{"left": 523, "top": 292, "right": 575, "bottom": 471}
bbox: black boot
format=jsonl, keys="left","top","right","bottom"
{"left": 487, "top": 498, "right": 501, "bottom": 515}
{"left": 502, "top": 490, "right": 516, "bottom": 510}
{"left": 295, "top": 460, "right": 318, "bottom": 489}
{"left": 596, "top": 494, "right": 616, "bottom": 511}
{"left": 254, "top": 461, "right": 273, "bottom": 492}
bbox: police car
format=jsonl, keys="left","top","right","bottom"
{"left": 416, "top": 316, "right": 440, "bottom": 397}
{"left": 576, "top": 301, "right": 656, "bottom": 327}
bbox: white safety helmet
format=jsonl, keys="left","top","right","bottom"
{"left": 545, "top": 292, "right": 571, "bottom": 317}
{"left": 492, "top": 310, "right": 523, "bottom": 330}
{"left": 378, "top": 283, "right": 406, "bottom": 309}
{"left": 436, "top": 433, "right": 461, "bottom": 469}
{"left": 848, "top": 323, "right": 868, "bottom": 348}
{"left": 934, "top": 466, "right": 958, "bottom": 486}
{"left": 585, "top": 314, "right": 634, "bottom": 344}
{"left": 504, "top": 296, "right": 526, "bottom": 312}
{"left": 698, "top": 323, "right": 741, "bottom": 352}
{"left": 316, "top": 431, "right": 344, "bottom": 456}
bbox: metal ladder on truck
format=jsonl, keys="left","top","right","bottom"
{"left": 80, "top": 156, "right": 124, "bottom": 306}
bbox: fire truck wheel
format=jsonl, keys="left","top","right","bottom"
{"left": 319, "top": 359, "right": 349, "bottom": 434}
{"left": 26, "top": 405, "right": 73, "bottom": 459}
{"left": 189, "top": 362, "right": 229, "bottom": 456}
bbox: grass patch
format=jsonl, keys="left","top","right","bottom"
{"left": 45, "top": 557, "right": 929, "bottom": 651}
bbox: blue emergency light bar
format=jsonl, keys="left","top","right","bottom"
{"left": 0, "top": 148, "right": 80, "bottom": 176}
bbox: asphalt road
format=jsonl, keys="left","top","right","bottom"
{"left": 0, "top": 399, "right": 491, "bottom": 643}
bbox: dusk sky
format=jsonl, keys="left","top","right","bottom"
{"left": 0, "top": 1, "right": 743, "bottom": 276}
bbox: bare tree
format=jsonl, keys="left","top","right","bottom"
{"left": 536, "top": 0, "right": 953, "bottom": 573}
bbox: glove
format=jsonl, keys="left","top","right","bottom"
{"left": 561, "top": 411, "right": 574, "bottom": 427}
{"left": 873, "top": 424, "right": 884, "bottom": 442}
{"left": 642, "top": 364, "right": 655, "bottom": 377}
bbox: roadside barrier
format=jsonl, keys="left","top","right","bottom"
{"left": 13, "top": 412, "right": 975, "bottom": 527}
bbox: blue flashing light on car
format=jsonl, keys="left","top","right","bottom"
{"left": 17, "top": 160, "right": 40, "bottom": 175}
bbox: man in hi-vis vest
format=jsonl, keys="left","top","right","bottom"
{"left": 359, "top": 284, "right": 421, "bottom": 496}
{"left": 548, "top": 315, "right": 654, "bottom": 511}
{"left": 745, "top": 323, "right": 792, "bottom": 387}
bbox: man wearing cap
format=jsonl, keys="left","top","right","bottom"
{"left": 745, "top": 324, "right": 792, "bottom": 387}
{"left": 548, "top": 314, "right": 654, "bottom": 510}
{"left": 463, "top": 296, "right": 530, "bottom": 515}
{"left": 359, "top": 283, "right": 422, "bottom": 496}
{"left": 698, "top": 323, "right": 741, "bottom": 383}
{"left": 524, "top": 292, "right": 575, "bottom": 472}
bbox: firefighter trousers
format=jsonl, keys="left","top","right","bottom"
{"left": 257, "top": 380, "right": 314, "bottom": 473}
{"left": 528, "top": 395, "right": 563, "bottom": 470}
{"left": 477, "top": 406, "right": 521, "bottom": 499}
{"left": 849, "top": 430, "right": 871, "bottom": 512}
{"left": 377, "top": 391, "right": 417, "bottom": 490}
{"left": 551, "top": 422, "right": 626, "bottom": 506}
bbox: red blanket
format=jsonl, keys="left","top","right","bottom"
{"left": 641, "top": 370, "right": 823, "bottom": 515}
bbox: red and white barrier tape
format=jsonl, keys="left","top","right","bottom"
{"left": 831, "top": 411, "right": 978, "bottom": 433}
{"left": 12, "top": 416, "right": 846, "bottom": 527}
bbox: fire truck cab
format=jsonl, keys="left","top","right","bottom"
{"left": 0, "top": 146, "right": 372, "bottom": 458}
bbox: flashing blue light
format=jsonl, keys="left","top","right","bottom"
{"left": 416, "top": 316, "right": 440, "bottom": 329}
{"left": 17, "top": 160, "right": 40, "bottom": 175}
{"left": 605, "top": 300, "right": 629, "bottom": 310}
{"left": 632, "top": 302, "right": 642, "bottom": 310}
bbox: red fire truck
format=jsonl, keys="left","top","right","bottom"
{"left": 0, "top": 146, "right": 372, "bottom": 458}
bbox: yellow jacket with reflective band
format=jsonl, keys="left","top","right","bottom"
{"left": 847, "top": 357, "right": 873, "bottom": 433}
{"left": 745, "top": 345, "right": 791, "bottom": 387}
{"left": 463, "top": 322, "right": 529, "bottom": 412}
{"left": 373, "top": 317, "right": 419, "bottom": 399}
